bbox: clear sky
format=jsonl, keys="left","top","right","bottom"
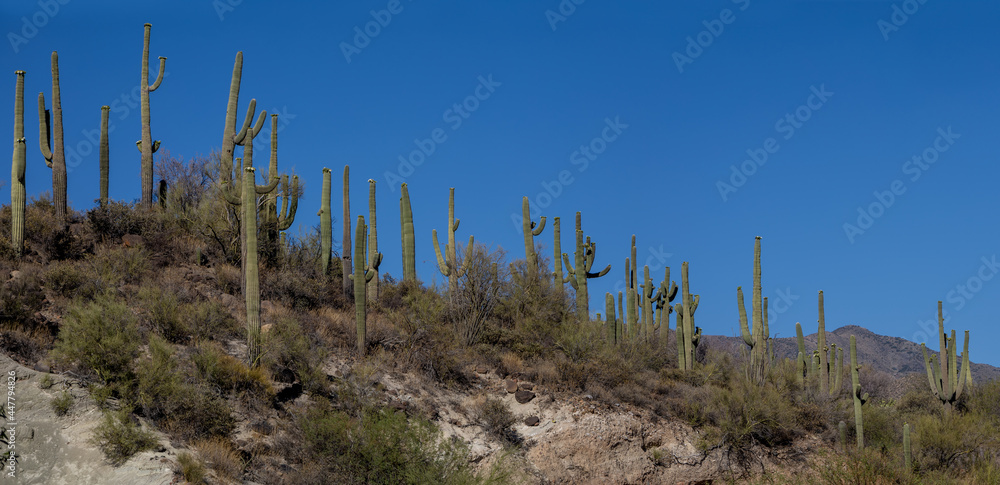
{"left": 3, "top": 1, "right": 999, "bottom": 365}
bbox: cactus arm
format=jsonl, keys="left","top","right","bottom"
{"left": 532, "top": 216, "right": 546, "bottom": 236}
{"left": 737, "top": 287, "right": 752, "bottom": 347}
{"left": 562, "top": 253, "right": 576, "bottom": 275}
{"left": 234, "top": 98, "right": 257, "bottom": 145}
{"left": 255, "top": 173, "right": 280, "bottom": 193}
{"left": 954, "top": 330, "right": 969, "bottom": 401}
{"left": 37, "top": 93, "right": 52, "bottom": 163}
{"left": 431, "top": 229, "right": 451, "bottom": 276}
{"left": 150, "top": 57, "right": 166, "bottom": 91}
{"left": 455, "top": 235, "right": 474, "bottom": 278}
{"left": 276, "top": 175, "right": 299, "bottom": 230}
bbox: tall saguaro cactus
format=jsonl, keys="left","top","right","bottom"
{"left": 319, "top": 168, "right": 332, "bottom": 275}
{"left": 99, "top": 105, "right": 109, "bottom": 208}
{"left": 242, "top": 167, "right": 264, "bottom": 367}
{"left": 342, "top": 165, "right": 352, "bottom": 298}
{"left": 366, "top": 179, "right": 383, "bottom": 301}
{"left": 553, "top": 216, "right": 565, "bottom": 301}
{"left": 350, "top": 215, "right": 376, "bottom": 355}
{"left": 818, "top": 290, "right": 829, "bottom": 394}
{"left": 139, "top": 23, "right": 166, "bottom": 209}
{"left": 432, "top": 187, "right": 474, "bottom": 301}
{"left": 562, "top": 212, "right": 611, "bottom": 322}
{"left": 851, "top": 335, "right": 868, "bottom": 449}
{"left": 11, "top": 70, "right": 26, "bottom": 257}
{"left": 920, "top": 301, "right": 970, "bottom": 411}
{"left": 38, "top": 51, "right": 67, "bottom": 223}
{"left": 605, "top": 292, "right": 618, "bottom": 343}
{"left": 676, "top": 262, "right": 701, "bottom": 370}
{"left": 521, "top": 196, "right": 546, "bottom": 276}
{"left": 400, "top": 183, "right": 416, "bottom": 283}
{"left": 737, "top": 236, "right": 769, "bottom": 381}
{"left": 260, "top": 114, "right": 298, "bottom": 264}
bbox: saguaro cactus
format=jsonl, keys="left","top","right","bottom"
{"left": 605, "top": 292, "right": 617, "bottom": 343}
{"left": 851, "top": 335, "right": 868, "bottom": 449}
{"left": 261, "top": 114, "right": 298, "bottom": 264}
{"left": 366, "top": 179, "right": 383, "bottom": 301}
{"left": 521, "top": 196, "right": 546, "bottom": 276}
{"left": 640, "top": 266, "right": 661, "bottom": 343}
{"left": 241, "top": 167, "right": 264, "bottom": 367}
{"left": 432, "top": 187, "right": 474, "bottom": 302}
{"left": 818, "top": 290, "right": 829, "bottom": 394}
{"left": 676, "top": 262, "right": 700, "bottom": 370}
{"left": 99, "top": 105, "right": 109, "bottom": 208}
{"left": 139, "top": 23, "right": 166, "bottom": 209}
{"left": 38, "top": 51, "right": 67, "bottom": 223}
{"left": 903, "top": 423, "right": 911, "bottom": 470}
{"left": 562, "top": 212, "right": 611, "bottom": 322}
{"left": 400, "top": 183, "right": 416, "bottom": 283}
{"left": 795, "top": 322, "right": 807, "bottom": 385}
{"left": 920, "top": 301, "right": 970, "bottom": 411}
{"left": 737, "top": 236, "right": 769, "bottom": 381}
{"left": 350, "top": 215, "right": 376, "bottom": 355}
{"left": 553, "top": 216, "right": 565, "bottom": 301}
{"left": 342, "top": 165, "right": 352, "bottom": 298}
{"left": 319, "top": 168, "right": 332, "bottom": 275}
{"left": 655, "top": 267, "right": 678, "bottom": 349}
{"left": 11, "top": 70, "right": 26, "bottom": 257}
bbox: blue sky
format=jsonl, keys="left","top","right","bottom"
{"left": 3, "top": 1, "right": 1000, "bottom": 366}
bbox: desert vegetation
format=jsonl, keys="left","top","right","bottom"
{"left": 1, "top": 23, "right": 998, "bottom": 485}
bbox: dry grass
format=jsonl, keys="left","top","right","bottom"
{"left": 194, "top": 437, "right": 244, "bottom": 481}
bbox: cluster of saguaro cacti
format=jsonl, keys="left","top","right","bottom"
{"left": 399, "top": 183, "right": 416, "bottom": 284}
{"left": 350, "top": 215, "right": 377, "bottom": 354}
{"left": 11, "top": 71, "right": 26, "bottom": 257}
{"left": 139, "top": 23, "right": 166, "bottom": 209}
{"left": 795, "top": 291, "right": 844, "bottom": 395}
{"left": 38, "top": 51, "right": 68, "bottom": 223}
{"left": 319, "top": 168, "right": 332, "bottom": 275}
{"left": 433, "top": 187, "right": 474, "bottom": 302}
{"left": 366, "top": 179, "right": 383, "bottom": 301}
{"left": 920, "top": 301, "right": 971, "bottom": 411}
{"left": 99, "top": 105, "right": 110, "bottom": 208}
{"left": 851, "top": 334, "right": 868, "bottom": 449}
{"left": 562, "top": 212, "right": 611, "bottom": 322}
{"left": 260, "top": 114, "right": 299, "bottom": 264}
{"left": 676, "top": 262, "right": 700, "bottom": 370}
{"left": 521, "top": 196, "right": 546, "bottom": 276}
{"left": 737, "top": 236, "right": 770, "bottom": 381}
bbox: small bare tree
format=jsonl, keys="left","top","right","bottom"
{"left": 451, "top": 243, "right": 508, "bottom": 346}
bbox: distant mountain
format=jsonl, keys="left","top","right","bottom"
{"left": 702, "top": 324, "right": 1000, "bottom": 383}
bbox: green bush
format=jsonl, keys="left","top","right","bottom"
{"left": 192, "top": 341, "right": 273, "bottom": 398}
{"left": 137, "top": 336, "right": 236, "bottom": 440}
{"left": 53, "top": 294, "right": 141, "bottom": 387}
{"left": 262, "top": 316, "right": 326, "bottom": 394}
{"left": 50, "top": 391, "right": 73, "bottom": 416}
{"left": 136, "top": 286, "right": 188, "bottom": 343}
{"left": 294, "top": 400, "right": 507, "bottom": 485}
{"left": 91, "top": 408, "right": 158, "bottom": 466}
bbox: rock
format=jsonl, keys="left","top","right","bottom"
{"left": 251, "top": 420, "right": 275, "bottom": 435}
{"left": 33, "top": 362, "right": 50, "bottom": 373}
{"left": 504, "top": 379, "right": 518, "bottom": 393}
{"left": 9, "top": 270, "right": 21, "bottom": 281}
{"left": 519, "top": 382, "right": 534, "bottom": 391}
{"left": 475, "top": 365, "right": 489, "bottom": 374}
{"left": 515, "top": 390, "right": 535, "bottom": 404}
{"left": 261, "top": 324, "right": 273, "bottom": 334}
{"left": 524, "top": 416, "right": 540, "bottom": 426}
{"left": 121, "top": 234, "right": 144, "bottom": 247}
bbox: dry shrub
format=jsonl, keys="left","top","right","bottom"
{"left": 195, "top": 437, "right": 244, "bottom": 481}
